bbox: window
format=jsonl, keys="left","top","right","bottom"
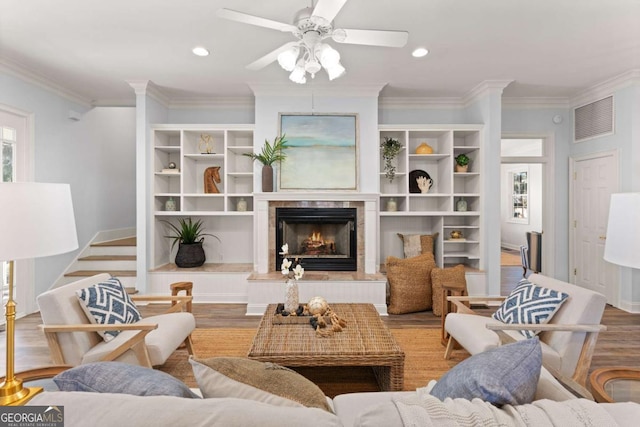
{"left": 510, "top": 169, "right": 528, "bottom": 223}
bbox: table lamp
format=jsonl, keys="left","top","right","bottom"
{"left": 0, "top": 182, "right": 78, "bottom": 405}
{"left": 604, "top": 193, "right": 640, "bottom": 269}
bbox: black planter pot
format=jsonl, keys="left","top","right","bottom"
{"left": 175, "top": 242, "right": 206, "bottom": 268}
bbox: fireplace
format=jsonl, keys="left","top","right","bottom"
{"left": 275, "top": 207, "right": 357, "bottom": 271}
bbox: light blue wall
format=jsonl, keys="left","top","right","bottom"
{"left": 0, "top": 72, "right": 136, "bottom": 297}
{"left": 167, "top": 107, "right": 254, "bottom": 124}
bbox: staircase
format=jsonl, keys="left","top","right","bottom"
{"left": 61, "top": 236, "right": 138, "bottom": 293}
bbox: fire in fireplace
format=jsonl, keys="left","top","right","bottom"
{"left": 276, "top": 207, "right": 357, "bottom": 271}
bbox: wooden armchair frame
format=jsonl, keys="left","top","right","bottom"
{"left": 443, "top": 295, "right": 606, "bottom": 398}
{"left": 40, "top": 295, "right": 194, "bottom": 369}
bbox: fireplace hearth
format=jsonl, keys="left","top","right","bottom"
{"left": 276, "top": 207, "right": 357, "bottom": 271}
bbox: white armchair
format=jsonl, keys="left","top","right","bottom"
{"left": 37, "top": 273, "right": 195, "bottom": 368}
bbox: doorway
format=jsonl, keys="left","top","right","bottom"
{"left": 500, "top": 136, "right": 553, "bottom": 283}
{"left": 569, "top": 150, "right": 619, "bottom": 304}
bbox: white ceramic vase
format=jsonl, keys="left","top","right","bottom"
{"left": 284, "top": 279, "right": 299, "bottom": 313}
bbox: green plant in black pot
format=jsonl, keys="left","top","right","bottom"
{"left": 243, "top": 134, "right": 288, "bottom": 192}
{"left": 380, "top": 137, "right": 403, "bottom": 182}
{"left": 162, "top": 217, "right": 220, "bottom": 268}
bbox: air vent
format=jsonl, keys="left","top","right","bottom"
{"left": 574, "top": 95, "right": 614, "bottom": 142}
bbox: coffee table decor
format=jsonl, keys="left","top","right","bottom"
{"left": 272, "top": 297, "right": 347, "bottom": 337}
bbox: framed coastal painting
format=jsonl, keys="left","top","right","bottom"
{"left": 279, "top": 113, "right": 358, "bottom": 190}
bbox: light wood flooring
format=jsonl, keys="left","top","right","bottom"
{"left": 3, "top": 267, "right": 640, "bottom": 376}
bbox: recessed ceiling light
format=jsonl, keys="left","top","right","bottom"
{"left": 412, "top": 48, "right": 429, "bottom": 58}
{"left": 192, "top": 47, "right": 210, "bottom": 57}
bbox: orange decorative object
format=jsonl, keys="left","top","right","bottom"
{"left": 415, "top": 142, "right": 434, "bottom": 154}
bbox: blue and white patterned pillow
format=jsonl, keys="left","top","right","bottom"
{"left": 492, "top": 279, "right": 569, "bottom": 338}
{"left": 76, "top": 277, "right": 141, "bottom": 342}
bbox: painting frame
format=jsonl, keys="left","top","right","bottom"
{"left": 278, "top": 113, "right": 359, "bottom": 191}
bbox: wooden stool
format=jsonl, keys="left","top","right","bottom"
{"left": 440, "top": 283, "right": 468, "bottom": 346}
{"left": 170, "top": 281, "right": 193, "bottom": 313}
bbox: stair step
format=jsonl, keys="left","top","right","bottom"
{"left": 65, "top": 270, "right": 137, "bottom": 277}
{"left": 78, "top": 255, "right": 136, "bottom": 261}
{"left": 91, "top": 237, "right": 136, "bottom": 247}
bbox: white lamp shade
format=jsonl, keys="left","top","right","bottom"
{"left": 277, "top": 46, "right": 299, "bottom": 72}
{"left": 603, "top": 193, "right": 640, "bottom": 269}
{"left": 326, "top": 62, "right": 346, "bottom": 81}
{"left": 0, "top": 182, "right": 78, "bottom": 261}
{"left": 319, "top": 44, "right": 340, "bottom": 68}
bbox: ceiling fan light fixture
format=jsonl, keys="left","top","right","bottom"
{"left": 289, "top": 60, "right": 307, "bottom": 84}
{"left": 277, "top": 46, "right": 299, "bottom": 72}
{"left": 305, "top": 59, "right": 322, "bottom": 76}
{"left": 319, "top": 44, "right": 340, "bottom": 68}
{"left": 326, "top": 62, "right": 346, "bottom": 81}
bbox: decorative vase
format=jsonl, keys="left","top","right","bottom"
{"left": 165, "top": 197, "right": 176, "bottom": 211}
{"left": 284, "top": 279, "right": 299, "bottom": 313}
{"left": 455, "top": 164, "right": 469, "bottom": 173}
{"left": 175, "top": 242, "right": 206, "bottom": 268}
{"left": 415, "top": 142, "right": 434, "bottom": 154}
{"left": 456, "top": 198, "right": 468, "bottom": 212}
{"left": 237, "top": 197, "right": 247, "bottom": 212}
{"left": 262, "top": 165, "right": 274, "bottom": 192}
{"left": 386, "top": 198, "right": 397, "bottom": 212}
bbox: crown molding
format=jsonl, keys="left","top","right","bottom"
{"left": 570, "top": 69, "right": 640, "bottom": 107}
{"left": 0, "top": 57, "right": 92, "bottom": 107}
{"left": 248, "top": 82, "right": 386, "bottom": 97}
{"left": 378, "top": 97, "right": 465, "bottom": 109}
{"left": 127, "top": 80, "right": 171, "bottom": 107}
{"left": 462, "top": 79, "right": 514, "bottom": 106}
{"left": 502, "top": 97, "right": 571, "bottom": 109}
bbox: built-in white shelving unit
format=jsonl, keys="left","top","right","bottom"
{"left": 378, "top": 125, "right": 483, "bottom": 272}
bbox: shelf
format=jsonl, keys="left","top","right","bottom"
{"left": 443, "top": 253, "right": 480, "bottom": 259}
{"left": 408, "top": 154, "right": 450, "bottom": 160}
{"left": 154, "top": 146, "right": 181, "bottom": 153}
{"left": 155, "top": 171, "right": 181, "bottom": 176}
{"left": 443, "top": 225, "right": 479, "bottom": 229}
{"left": 227, "top": 146, "right": 253, "bottom": 154}
{"left": 444, "top": 240, "right": 479, "bottom": 244}
{"left": 183, "top": 154, "right": 224, "bottom": 160}
{"left": 227, "top": 172, "right": 252, "bottom": 178}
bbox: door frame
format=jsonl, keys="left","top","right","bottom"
{"left": 569, "top": 149, "right": 619, "bottom": 305}
{"left": 0, "top": 103, "right": 36, "bottom": 316}
{"left": 501, "top": 133, "right": 555, "bottom": 278}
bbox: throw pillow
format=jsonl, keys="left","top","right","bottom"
{"left": 431, "top": 264, "right": 467, "bottom": 317}
{"left": 76, "top": 277, "right": 142, "bottom": 342}
{"left": 430, "top": 338, "right": 542, "bottom": 406}
{"left": 492, "top": 279, "right": 569, "bottom": 338}
{"left": 386, "top": 252, "right": 436, "bottom": 314}
{"left": 397, "top": 233, "right": 439, "bottom": 258}
{"left": 189, "top": 357, "right": 332, "bottom": 413}
{"left": 53, "top": 362, "right": 199, "bottom": 398}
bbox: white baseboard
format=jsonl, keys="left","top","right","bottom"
{"left": 616, "top": 299, "right": 640, "bottom": 314}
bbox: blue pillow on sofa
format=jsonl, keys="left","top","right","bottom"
{"left": 430, "top": 338, "right": 542, "bottom": 406}
{"left": 54, "top": 362, "right": 199, "bottom": 398}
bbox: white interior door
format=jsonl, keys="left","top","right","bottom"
{"left": 570, "top": 150, "right": 618, "bottom": 303}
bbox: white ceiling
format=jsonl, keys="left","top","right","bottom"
{"left": 1, "top": 0, "right": 639, "bottom": 105}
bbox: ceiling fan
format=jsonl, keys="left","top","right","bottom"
{"left": 217, "top": 0, "right": 409, "bottom": 84}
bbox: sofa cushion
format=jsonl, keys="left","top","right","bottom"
{"left": 431, "top": 338, "right": 542, "bottom": 406}
{"left": 397, "top": 232, "right": 438, "bottom": 258}
{"left": 53, "top": 362, "right": 198, "bottom": 398}
{"left": 430, "top": 264, "right": 466, "bottom": 317}
{"left": 386, "top": 252, "right": 436, "bottom": 314}
{"left": 492, "top": 279, "right": 569, "bottom": 338}
{"left": 76, "top": 277, "right": 141, "bottom": 342}
{"left": 189, "top": 356, "right": 332, "bottom": 412}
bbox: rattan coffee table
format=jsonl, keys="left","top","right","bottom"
{"left": 248, "top": 303, "right": 405, "bottom": 391}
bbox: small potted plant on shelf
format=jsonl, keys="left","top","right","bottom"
{"left": 243, "top": 134, "right": 288, "bottom": 192}
{"left": 381, "top": 137, "right": 403, "bottom": 183}
{"left": 455, "top": 153, "right": 470, "bottom": 173}
{"left": 162, "top": 217, "right": 220, "bottom": 268}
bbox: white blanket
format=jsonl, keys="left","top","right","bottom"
{"left": 393, "top": 387, "right": 618, "bottom": 427}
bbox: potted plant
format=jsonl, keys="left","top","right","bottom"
{"left": 455, "top": 153, "right": 470, "bottom": 173}
{"left": 243, "top": 134, "right": 288, "bottom": 192}
{"left": 163, "top": 217, "right": 220, "bottom": 268}
{"left": 380, "top": 137, "right": 403, "bottom": 182}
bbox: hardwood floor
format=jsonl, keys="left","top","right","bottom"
{"left": 3, "top": 266, "right": 640, "bottom": 377}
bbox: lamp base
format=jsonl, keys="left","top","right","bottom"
{"left": 0, "top": 378, "right": 43, "bottom": 406}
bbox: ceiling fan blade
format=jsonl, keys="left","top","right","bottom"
{"left": 246, "top": 42, "right": 300, "bottom": 71}
{"left": 217, "top": 8, "right": 296, "bottom": 33}
{"left": 333, "top": 28, "right": 409, "bottom": 47}
{"left": 312, "top": 0, "right": 348, "bottom": 23}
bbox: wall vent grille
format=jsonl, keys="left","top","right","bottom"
{"left": 574, "top": 95, "right": 614, "bottom": 142}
